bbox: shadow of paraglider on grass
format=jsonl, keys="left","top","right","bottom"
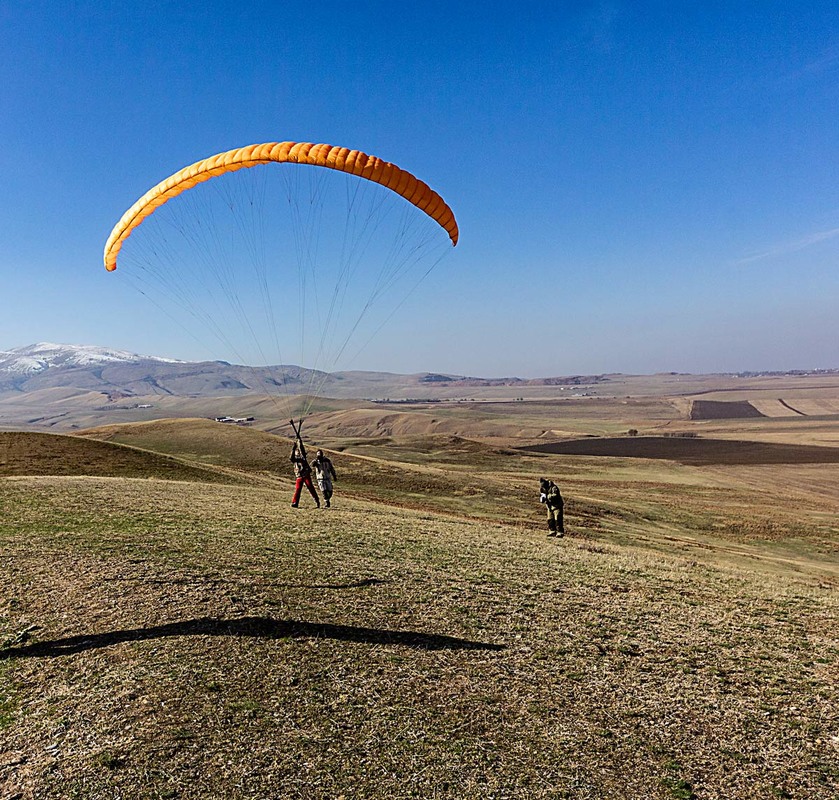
{"left": 304, "top": 577, "right": 388, "bottom": 590}
{"left": 142, "top": 577, "right": 388, "bottom": 590}
{"left": 0, "top": 616, "right": 504, "bottom": 659}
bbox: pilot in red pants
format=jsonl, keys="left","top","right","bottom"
{"left": 290, "top": 443, "right": 320, "bottom": 508}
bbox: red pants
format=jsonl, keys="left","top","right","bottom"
{"left": 292, "top": 475, "right": 320, "bottom": 506}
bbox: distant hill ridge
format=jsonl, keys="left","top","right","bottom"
{"left": 0, "top": 343, "right": 333, "bottom": 398}
{"left": 0, "top": 343, "right": 613, "bottom": 399}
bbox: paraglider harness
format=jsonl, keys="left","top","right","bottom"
{"left": 288, "top": 419, "right": 321, "bottom": 507}
{"left": 540, "top": 479, "right": 563, "bottom": 510}
{"left": 539, "top": 477, "right": 565, "bottom": 536}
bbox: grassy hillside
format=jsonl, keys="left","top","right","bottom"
{"left": 1, "top": 417, "right": 837, "bottom": 798}
{"left": 1, "top": 476, "right": 837, "bottom": 799}
{"left": 0, "top": 430, "right": 239, "bottom": 484}
{"left": 74, "top": 419, "right": 839, "bottom": 566}
{"left": 77, "top": 418, "right": 295, "bottom": 474}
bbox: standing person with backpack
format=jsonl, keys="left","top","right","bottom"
{"left": 539, "top": 477, "right": 565, "bottom": 537}
{"left": 311, "top": 449, "right": 338, "bottom": 508}
{"left": 290, "top": 439, "right": 320, "bottom": 509}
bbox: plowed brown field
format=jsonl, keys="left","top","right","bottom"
{"left": 522, "top": 435, "right": 839, "bottom": 464}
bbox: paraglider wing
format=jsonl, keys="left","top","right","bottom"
{"left": 103, "top": 142, "right": 459, "bottom": 271}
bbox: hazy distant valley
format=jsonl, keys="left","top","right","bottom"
{"left": 3, "top": 343, "right": 839, "bottom": 437}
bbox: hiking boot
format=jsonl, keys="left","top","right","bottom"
{"left": 291, "top": 503, "right": 298, "bottom": 508}
{"left": 325, "top": 500, "right": 331, "bottom": 508}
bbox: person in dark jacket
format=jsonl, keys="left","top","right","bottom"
{"left": 311, "top": 449, "right": 337, "bottom": 508}
{"left": 290, "top": 443, "right": 320, "bottom": 508}
{"left": 539, "top": 477, "right": 565, "bottom": 537}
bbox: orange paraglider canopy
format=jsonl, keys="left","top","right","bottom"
{"left": 103, "top": 141, "right": 458, "bottom": 271}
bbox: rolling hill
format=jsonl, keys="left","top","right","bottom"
{"left": 1, "top": 409, "right": 837, "bottom": 799}
{"left": 0, "top": 430, "right": 240, "bottom": 483}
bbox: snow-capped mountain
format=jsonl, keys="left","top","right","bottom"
{"left": 0, "top": 343, "right": 182, "bottom": 375}
{"left": 0, "top": 342, "right": 333, "bottom": 399}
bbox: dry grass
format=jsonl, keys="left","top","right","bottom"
{"left": 0, "top": 431, "right": 239, "bottom": 484}
{"left": 1, "top": 421, "right": 838, "bottom": 799}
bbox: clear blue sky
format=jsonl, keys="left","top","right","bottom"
{"left": 1, "top": 1, "right": 837, "bottom": 376}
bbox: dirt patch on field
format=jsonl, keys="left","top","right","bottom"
{"left": 521, "top": 436, "right": 839, "bottom": 465}
{"left": 690, "top": 400, "right": 765, "bottom": 420}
